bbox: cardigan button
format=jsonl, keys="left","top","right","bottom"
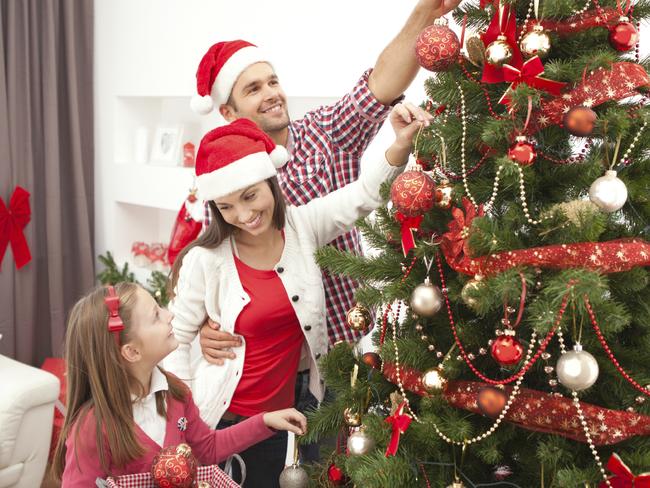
{"left": 277, "top": 266, "right": 284, "bottom": 273}
{"left": 292, "top": 295, "right": 299, "bottom": 302}
{"left": 315, "top": 353, "right": 321, "bottom": 359}
{"left": 304, "top": 325, "right": 312, "bottom": 331}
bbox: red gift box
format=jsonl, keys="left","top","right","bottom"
{"left": 40, "top": 357, "right": 67, "bottom": 462}
{"left": 105, "top": 465, "right": 240, "bottom": 487}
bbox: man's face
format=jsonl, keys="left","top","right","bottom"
{"left": 221, "top": 62, "right": 290, "bottom": 133}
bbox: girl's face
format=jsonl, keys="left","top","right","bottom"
{"left": 128, "top": 287, "right": 177, "bottom": 365}
{"left": 214, "top": 181, "right": 275, "bottom": 237}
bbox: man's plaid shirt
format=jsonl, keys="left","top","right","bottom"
{"left": 204, "top": 69, "right": 391, "bottom": 345}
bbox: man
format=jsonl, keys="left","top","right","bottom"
{"left": 195, "top": 0, "right": 461, "bottom": 362}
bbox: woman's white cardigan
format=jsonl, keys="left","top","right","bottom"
{"left": 164, "top": 157, "right": 404, "bottom": 427}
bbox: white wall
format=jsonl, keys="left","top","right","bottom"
{"left": 94, "top": 0, "right": 432, "bottom": 262}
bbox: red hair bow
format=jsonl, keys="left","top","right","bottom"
{"left": 104, "top": 286, "right": 124, "bottom": 344}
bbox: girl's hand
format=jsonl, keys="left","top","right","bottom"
{"left": 263, "top": 408, "right": 307, "bottom": 435}
{"left": 386, "top": 102, "right": 431, "bottom": 166}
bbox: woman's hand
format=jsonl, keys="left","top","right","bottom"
{"left": 386, "top": 102, "right": 432, "bottom": 166}
{"left": 263, "top": 408, "right": 307, "bottom": 435}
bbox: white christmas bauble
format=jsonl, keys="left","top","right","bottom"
{"left": 410, "top": 278, "right": 443, "bottom": 317}
{"left": 347, "top": 427, "right": 375, "bottom": 456}
{"left": 278, "top": 464, "right": 309, "bottom": 488}
{"left": 589, "top": 170, "right": 628, "bottom": 213}
{"left": 556, "top": 344, "right": 599, "bottom": 391}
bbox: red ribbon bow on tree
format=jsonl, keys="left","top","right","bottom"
{"left": 481, "top": 4, "right": 523, "bottom": 83}
{"left": 499, "top": 56, "right": 567, "bottom": 105}
{"left": 384, "top": 401, "right": 412, "bottom": 457}
{"left": 600, "top": 453, "right": 650, "bottom": 488}
{"left": 0, "top": 186, "right": 32, "bottom": 270}
{"left": 395, "top": 212, "right": 423, "bottom": 257}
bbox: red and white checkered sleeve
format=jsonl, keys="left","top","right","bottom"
{"left": 296, "top": 69, "right": 392, "bottom": 158}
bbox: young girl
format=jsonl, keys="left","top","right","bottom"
{"left": 51, "top": 282, "right": 306, "bottom": 486}
{"left": 164, "top": 109, "right": 420, "bottom": 486}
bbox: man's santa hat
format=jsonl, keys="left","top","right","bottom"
{"left": 190, "top": 40, "right": 271, "bottom": 115}
{"left": 195, "top": 118, "right": 289, "bottom": 201}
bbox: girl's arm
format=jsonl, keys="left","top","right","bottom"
{"left": 182, "top": 390, "right": 275, "bottom": 464}
{"left": 164, "top": 249, "right": 210, "bottom": 383}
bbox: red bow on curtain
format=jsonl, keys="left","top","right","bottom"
{"left": 600, "top": 453, "right": 650, "bottom": 488}
{"left": 0, "top": 186, "right": 32, "bottom": 270}
{"left": 384, "top": 401, "right": 412, "bottom": 457}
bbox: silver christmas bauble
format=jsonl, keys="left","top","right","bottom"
{"left": 519, "top": 25, "right": 551, "bottom": 58}
{"left": 485, "top": 35, "right": 513, "bottom": 67}
{"left": 556, "top": 344, "right": 599, "bottom": 391}
{"left": 410, "top": 278, "right": 443, "bottom": 317}
{"left": 422, "top": 366, "right": 447, "bottom": 393}
{"left": 347, "top": 427, "right": 375, "bottom": 456}
{"left": 278, "top": 463, "right": 309, "bottom": 488}
{"left": 589, "top": 170, "right": 628, "bottom": 213}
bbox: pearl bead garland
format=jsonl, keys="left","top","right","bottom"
{"left": 517, "top": 165, "right": 548, "bottom": 225}
{"left": 617, "top": 118, "right": 647, "bottom": 168}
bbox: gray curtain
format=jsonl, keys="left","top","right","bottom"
{"left": 0, "top": 0, "right": 95, "bottom": 365}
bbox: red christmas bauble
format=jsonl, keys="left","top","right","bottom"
{"left": 477, "top": 386, "right": 507, "bottom": 417}
{"left": 563, "top": 106, "right": 597, "bottom": 137}
{"left": 151, "top": 444, "right": 197, "bottom": 488}
{"left": 507, "top": 137, "right": 537, "bottom": 166}
{"left": 415, "top": 19, "right": 461, "bottom": 72}
{"left": 362, "top": 352, "right": 382, "bottom": 369}
{"left": 490, "top": 335, "right": 524, "bottom": 366}
{"left": 328, "top": 463, "right": 348, "bottom": 485}
{"left": 609, "top": 18, "right": 639, "bottom": 52}
{"left": 390, "top": 170, "right": 436, "bottom": 217}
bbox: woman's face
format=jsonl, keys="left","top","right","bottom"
{"left": 214, "top": 181, "right": 276, "bottom": 237}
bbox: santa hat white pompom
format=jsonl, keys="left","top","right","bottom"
{"left": 269, "top": 145, "right": 289, "bottom": 168}
{"left": 190, "top": 94, "right": 214, "bottom": 115}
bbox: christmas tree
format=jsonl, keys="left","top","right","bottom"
{"left": 303, "top": 0, "right": 650, "bottom": 486}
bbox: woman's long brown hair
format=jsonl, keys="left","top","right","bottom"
{"left": 51, "top": 283, "right": 188, "bottom": 479}
{"left": 169, "top": 177, "right": 287, "bottom": 297}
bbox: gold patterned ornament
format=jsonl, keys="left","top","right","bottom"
{"left": 519, "top": 24, "right": 551, "bottom": 58}
{"left": 410, "top": 277, "right": 443, "bottom": 317}
{"left": 447, "top": 482, "right": 466, "bottom": 488}
{"left": 465, "top": 33, "right": 486, "bottom": 67}
{"left": 485, "top": 35, "right": 513, "bottom": 67}
{"left": 421, "top": 366, "right": 448, "bottom": 393}
{"left": 343, "top": 407, "right": 362, "bottom": 427}
{"left": 461, "top": 275, "right": 485, "bottom": 309}
{"left": 346, "top": 304, "right": 371, "bottom": 331}
{"left": 435, "top": 179, "right": 454, "bottom": 209}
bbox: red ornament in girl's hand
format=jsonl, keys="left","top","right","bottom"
{"left": 491, "top": 335, "right": 524, "bottom": 366}
{"left": 151, "top": 444, "right": 197, "bottom": 488}
{"left": 390, "top": 170, "right": 436, "bottom": 217}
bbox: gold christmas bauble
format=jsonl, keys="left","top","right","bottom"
{"left": 461, "top": 276, "right": 484, "bottom": 310}
{"left": 343, "top": 407, "right": 362, "bottom": 427}
{"left": 278, "top": 463, "right": 309, "bottom": 488}
{"left": 347, "top": 427, "right": 375, "bottom": 456}
{"left": 435, "top": 179, "right": 454, "bottom": 209}
{"left": 447, "top": 482, "right": 466, "bottom": 488}
{"left": 519, "top": 25, "right": 551, "bottom": 58}
{"left": 421, "top": 366, "right": 448, "bottom": 393}
{"left": 410, "top": 279, "right": 443, "bottom": 317}
{"left": 346, "top": 304, "right": 371, "bottom": 331}
{"left": 465, "top": 34, "right": 486, "bottom": 67}
{"left": 485, "top": 35, "right": 513, "bottom": 67}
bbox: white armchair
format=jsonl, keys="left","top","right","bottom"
{"left": 0, "top": 354, "right": 60, "bottom": 488}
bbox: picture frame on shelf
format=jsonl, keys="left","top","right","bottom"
{"left": 149, "top": 125, "right": 184, "bottom": 166}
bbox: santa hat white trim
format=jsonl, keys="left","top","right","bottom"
{"left": 196, "top": 151, "right": 277, "bottom": 201}
{"left": 211, "top": 46, "right": 271, "bottom": 107}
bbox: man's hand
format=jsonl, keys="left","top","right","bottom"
{"left": 199, "top": 318, "right": 242, "bottom": 366}
{"left": 419, "top": 0, "right": 463, "bottom": 19}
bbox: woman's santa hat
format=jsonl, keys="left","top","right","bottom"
{"left": 195, "top": 118, "right": 289, "bottom": 201}
{"left": 190, "top": 40, "right": 271, "bottom": 115}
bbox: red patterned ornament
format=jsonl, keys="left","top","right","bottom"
{"left": 415, "top": 18, "right": 461, "bottom": 72}
{"left": 507, "top": 136, "right": 537, "bottom": 166}
{"left": 390, "top": 170, "right": 436, "bottom": 217}
{"left": 151, "top": 443, "right": 197, "bottom": 488}
{"left": 327, "top": 463, "right": 348, "bottom": 485}
{"left": 609, "top": 17, "right": 639, "bottom": 52}
{"left": 491, "top": 333, "right": 524, "bottom": 366}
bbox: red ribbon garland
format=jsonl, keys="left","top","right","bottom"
{"left": 499, "top": 56, "right": 568, "bottom": 105}
{"left": 384, "top": 401, "right": 412, "bottom": 457}
{"left": 481, "top": 4, "right": 523, "bottom": 83}
{"left": 599, "top": 453, "right": 650, "bottom": 488}
{"left": 395, "top": 212, "right": 423, "bottom": 257}
{"left": 0, "top": 186, "right": 32, "bottom": 270}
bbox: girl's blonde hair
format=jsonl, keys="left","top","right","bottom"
{"left": 51, "top": 282, "right": 187, "bottom": 479}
